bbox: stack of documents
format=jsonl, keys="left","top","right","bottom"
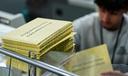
{"left": 1, "top": 18, "right": 74, "bottom": 73}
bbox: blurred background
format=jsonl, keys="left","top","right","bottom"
{"left": 0, "top": 0, "right": 96, "bottom": 22}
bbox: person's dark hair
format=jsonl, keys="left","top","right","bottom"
{"left": 94, "top": 0, "right": 128, "bottom": 12}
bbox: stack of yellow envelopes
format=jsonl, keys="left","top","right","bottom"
{"left": 1, "top": 18, "right": 74, "bottom": 75}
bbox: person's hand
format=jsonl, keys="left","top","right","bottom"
{"left": 101, "top": 70, "right": 127, "bottom": 76}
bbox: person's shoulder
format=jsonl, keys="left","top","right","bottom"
{"left": 73, "top": 12, "right": 98, "bottom": 25}
{"left": 73, "top": 12, "right": 99, "bottom": 30}
{"left": 74, "top": 12, "right": 98, "bottom": 23}
{"left": 82, "top": 12, "right": 99, "bottom": 19}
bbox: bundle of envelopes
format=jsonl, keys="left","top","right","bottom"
{"left": 1, "top": 18, "right": 74, "bottom": 74}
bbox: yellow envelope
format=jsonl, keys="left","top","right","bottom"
{"left": 64, "top": 44, "right": 113, "bottom": 76}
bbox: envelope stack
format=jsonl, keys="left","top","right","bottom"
{"left": 1, "top": 18, "right": 74, "bottom": 74}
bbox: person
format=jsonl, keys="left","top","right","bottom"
{"left": 73, "top": 0, "right": 128, "bottom": 76}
